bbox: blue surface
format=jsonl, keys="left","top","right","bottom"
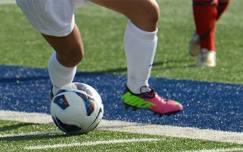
{"left": 1, "top": 65, "right": 243, "bottom": 132}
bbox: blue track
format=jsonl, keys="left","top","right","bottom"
{"left": 1, "top": 65, "right": 243, "bottom": 132}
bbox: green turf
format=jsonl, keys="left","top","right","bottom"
{"left": 0, "top": 1, "right": 243, "bottom": 84}
{"left": 1, "top": 2, "right": 243, "bottom": 151}
{"left": 0, "top": 120, "right": 242, "bottom": 152}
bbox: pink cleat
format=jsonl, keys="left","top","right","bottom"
{"left": 122, "top": 86, "right": 183, "bottom": 116}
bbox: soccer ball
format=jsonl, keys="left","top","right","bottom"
{"left": 50, "top": 82, "right": 104, "bottom": 134}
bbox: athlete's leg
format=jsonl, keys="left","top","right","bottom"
{"left": 91, "top": 0, "right": 159, "bottom": 93}
{"left": 217, "top": 0, "right": 230, "bottom": 20}
{"left": 193, "top": 0, "right": 218, "bottom": 52}
{"left": 44, "top": 25, "right": 84, "bottom": 94}
{"left": 91, "top": 0, "right": 159, "bottom": 32}
{"left": 43, "top": 25, "right": 83, "bottom": 68}
{"left": 91, "top": 0, "right": 183, "bottom": 114}
{"left": 16, "top": 0, "right": 84, "bottom": 94}
{"left": 191, "top": 0, "right": 218, "bottom": 67}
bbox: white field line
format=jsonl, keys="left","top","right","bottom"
{"left": 0, "top": 131, "right": 61, "bottom": 138}
{"left": 98, "top": 120, "right": 243, "bottom": 145}
{"left": 24, "top": 138, "right": 160, "bottom": 150}
{"left": 182, "top": 148, "right": 243, "bottom": 152}
{"left": 0, "top": 110, "right": 52, "bottom": 124}
{"left": 1, "top": 110, "right": 243, "bottom": 145}
{"left": 0, "top": 0, "right": 15, "bottom": 4}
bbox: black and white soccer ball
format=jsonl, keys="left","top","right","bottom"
{"left": 50, "top": 82, "right": 104, "bottom": 134}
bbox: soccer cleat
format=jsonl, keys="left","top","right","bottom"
{"left": 50, "top": 83, "right": 75, "bottom": 100}
{"left": 189, "top": 32, "right": 200, "bottom": 57}
{"left": 198, "top": 48, "right": 216, "bottom": 67}
{"left": 49, "top": 85, "right": 67, "bottom": 100}
{"left": 122, "top": 86, "right": 183, "bottom": 115}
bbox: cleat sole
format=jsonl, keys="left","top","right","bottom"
{"left": 123, "top": 102, "right": 182, "bottom": 116}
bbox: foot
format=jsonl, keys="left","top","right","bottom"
{"left": 189, "top": 32, "right": 200, "bottom": 57}
{"left": 198, "top": 48, "right": 216, "bottom": 67}
{"left": 122, "top": 86, "right": 183, "bottom": 116}
{"left": 49, "top": 83, "right": 75, "bottom": 100}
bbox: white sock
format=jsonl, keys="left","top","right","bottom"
{"left": 48, "top": 52, "right": 77, "bottom": 94}
{"left": 124, "top": 20, "right": 158, "bottom": 94}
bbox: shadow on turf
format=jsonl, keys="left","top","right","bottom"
{"left": 152, "top": 59, "right": 196, "bottom": 70}
{"left": 0, "top": 59, "right": 195, "bottom": 83}
{"left": 80, "top": 59, "right": 196, "bottom": 74}
{"left": 0, "top": 130, "right": 78, "bottom": 142}
{"left": 0, "top": 121, "right": 148, "bottom": 142}
{"left": 0, "top": 123, "right": 34, "bottom": 132}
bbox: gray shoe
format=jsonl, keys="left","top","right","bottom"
{"left": 189, "top": 32, "right": 200, "bottom": 57}
{"left": 198, "top": 48, "right": 216, "bottom": 67}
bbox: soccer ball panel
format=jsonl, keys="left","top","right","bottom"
{"left": 52, "top": 116, "right": 82, "bottom": 134}
{"left": 75, "top": 82, "right": 103, "bottom": 106}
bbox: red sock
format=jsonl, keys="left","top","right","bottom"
{"left": 217, "top": 1, "right": 230, "bottom": 20}
{"left": 192, "top": 0, "right": 218, "bottom": 51}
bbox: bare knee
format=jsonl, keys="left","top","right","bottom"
{"left": 43, "top": 25, "right": 84, "bottom": 67}
{"left": 142, "top": 0, "right": 160, "bottom": 26}
{"left": 128, "top": 0, "right": 160, "bottom": 31}
{"left": 57, "top": 44, "right": 84, "bottom": 67}
{"left": 91, "top": 0, "right": 160, "bottom": 31}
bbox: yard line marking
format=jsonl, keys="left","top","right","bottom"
{"left": 1, "top": 110, "right": 243, "bottom": 145}
{"left": 98, "top": 120, "right": 243, "bottom": 145}
{"left": 0, "top": 131, "right": 61, "bottom": 138}
{"left": 0, "top": 110, "right": 52, "bottom": 124}
{"left": 24, "top": 138, "right": 160, "bottom": 150}
{"left": 0, "top": 0, "right": 15, "bottom": 4}
{"left": 182, "top": 147, "right": 243, "bottom": 152}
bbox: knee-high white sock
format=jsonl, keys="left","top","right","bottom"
{"left": 48, "top": 52, "right": 77, "bottom": 94}
{"left": 124, "top": 20, "right": 158, "bottom": 94}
